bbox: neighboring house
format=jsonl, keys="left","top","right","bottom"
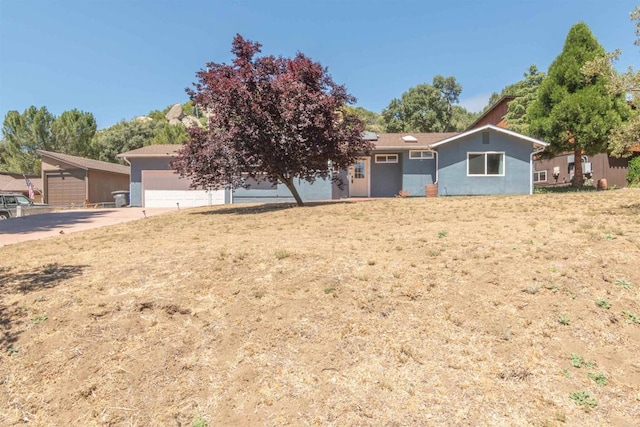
{"left": 37, "top": 150, "right": 130, "bottom": 206}
{"left": 467, "top": 95, "right": 516, "bottom": 130}
{"left": 470, "top": 94, "right": 640, "bottom": 188}
{"left": 0, "top": 172, "right": 43, "bottom": 202}
{"left": 533, "top": 152, "right": 637, "bottom": 188}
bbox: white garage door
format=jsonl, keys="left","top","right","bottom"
{"left": 142, "top": 170, "right": 225, "bottom": 208}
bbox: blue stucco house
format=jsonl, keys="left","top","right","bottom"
{"left": 353, "top": 125, "right": 548, "bottom": 198}
{"left": 118, "top": 125, "right": 547, "bottom": 207}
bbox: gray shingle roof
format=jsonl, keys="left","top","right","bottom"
{"left": 371, "top": 133, "right": 459, "bottom": 149}
{"left": 118, "top": 145, "right": 182, "bottom": 158}
{"left": 37, "top": 150, "right": 130, "bottom": 175}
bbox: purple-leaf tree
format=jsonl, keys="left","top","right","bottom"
{"left": 172, "top": 34, "right": 372, "bottom": 206}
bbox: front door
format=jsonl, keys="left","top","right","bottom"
{"left": 349, "top": 158, "right": 369, "bottom": 197}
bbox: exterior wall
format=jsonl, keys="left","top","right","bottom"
{"left": 437, "top": 129, "right": 533, "bottom": 196}
{"left": 87, "top": 170, "right": 129, "bottom": 203}
{"left": 332, "top": 169, "right": 349, "bottom": 199}
{"left": 468, "top": 98, "right": 513, "bottom": 129}
{"left": 233, "top": 176, "right": 333, "bottom": 203}
{"left": 401, "top": 151, "right": 436, "bottom": 196}
{"left": 534, "top": 153, "right": 632, "bottom": 188}
{"left": 128, "top": 157, "right": 175, "bottom": 206}
{"left": 370, "top": 152, "right": 402, "bottom": 197}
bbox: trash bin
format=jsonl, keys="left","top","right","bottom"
{"left": 111, "top": 191, "right": 130, "bottom": 208}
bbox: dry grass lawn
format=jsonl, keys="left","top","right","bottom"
{"left": 1, "top": 189, "right": 640, "bottom": 426}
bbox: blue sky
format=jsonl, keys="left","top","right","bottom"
{"left": 1, "top": 0, "right": 637, "bottom": 130}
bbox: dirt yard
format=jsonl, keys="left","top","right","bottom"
{"left": 1, "top": 189, "right": 639, "bottom": 426}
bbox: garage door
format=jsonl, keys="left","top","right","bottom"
{"left": 142, "top": 170, "right": 225, "bottom": 208}
{"left": 46, "top": 170, "right": 85, "bottom": 206}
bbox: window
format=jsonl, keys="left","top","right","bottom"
{"left": 467, "top": 152, "right": 505, "bottom": 176}
{"left": 375, "top": 154, "right": 399, "bottom": 164}
{"left": 409, "top": 150, "right": 434, "bottom": 160}
{"left": 533, "top": 170, "right": 547, "bottom": 182}
{"left": 354, "top": 161, "right": 365, "bottom": 178}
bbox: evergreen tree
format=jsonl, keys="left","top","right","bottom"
{"left": 528, "top": 23, "right": 631, "bottom": 186}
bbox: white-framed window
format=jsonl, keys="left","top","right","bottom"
{"left": 533, "top": 170, "right": 547, "bottom": 182}
{"left": 467, "top": 152, "right": 505, "bottom": 176}
{"left": 409, "top": 150, "right": 434, "bottom": 160}
{"left": 375, "top": 154, "right": 399, "bottom": 164}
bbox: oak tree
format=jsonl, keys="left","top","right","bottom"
{"left": 172, "top": 34, "right": 371, "bottom": 206}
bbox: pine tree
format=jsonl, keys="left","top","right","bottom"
{"left": 528, "top": 22, "right": 631, "bottom": 186}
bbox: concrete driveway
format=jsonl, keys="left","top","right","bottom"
{"left": 0, "top": 208, "right": 174, "bottom": 247}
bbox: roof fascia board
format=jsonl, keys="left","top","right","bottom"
{"left": 429, "top": 125, "right": 549, "bottom": 148}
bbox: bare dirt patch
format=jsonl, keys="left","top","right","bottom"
{"left": 1, "top": 189, "right": 639, "bottom": 426}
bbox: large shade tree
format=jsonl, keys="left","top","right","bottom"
{"left": 172, "top": 34, "right": 371, "bottom": 206}
{"left": 381, "top": 76, "right": 465, "bottom": 133}
{"left": 1, "top": 106, "right": 57, "bottom": 174}
{"left": 52, "top": 109, "right": 97, "bottom": 158}
{"left": 582, "top": 7, "right": 640, "bottom": 157}
{"left": 528, "top": 23, "right": 631, "bottom": 186}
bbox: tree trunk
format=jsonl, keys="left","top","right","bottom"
{"left": 279, "top": 175, "right": 304, "bottom": 206}
{"left": 572, "top": 147, "right": 584, "bottom": 187}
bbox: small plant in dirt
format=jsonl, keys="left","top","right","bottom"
{"left": 569, "top": 390, "right": 597, "bottom": 408}
{"left": 275, "top": 250, "right": 290, "bottom": 260}
{"left": 324, "top": 286, "right": 336, "bottom": 294}
{"left": 31, "top": 315, "right": 48, "bottom": 324}
{"left": 7, "top": 347, "right": 19, "bottom": 355}
{"left": 561, "top": 368, "right": 572, "bottom": 378}
{"left": 524, "top": 285, "right": 540, "bottom": 295}
{"left": 192, "top": 418, "right": 207, "bottom": 427}
{"left": 558, "top": 315, "right": 571, "bottom": 325}
{"left": 622, "top": 311, "right": 640, "bottom": 324}
{"left": 437, "top": 230, "right": 447, "bottom": 238}
{"left": 615, "top": 278, "right": 633, "bottom": 289}
{"left": 570, "top": 353, "right": 585, "bottom": 368}
{"left": 587, "top": 372, "right": 608, "bottom": 386}
{"left": 570, "top": 353, "right": 596, "bottom": 368}
{"left": 595, "top": 298, "right": 611, "bottom": 309}
{"left": 603, "top": 233, "right": 617, "bottom": 240}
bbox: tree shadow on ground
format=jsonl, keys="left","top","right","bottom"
{"left": 0, "top": 210, "right": 114, "bottom": 235}
{"left": 0, "top": 263, "right": 87, "bottom": 351}
{"left": 193, "top": 200, "right": 362, "bottom": 216}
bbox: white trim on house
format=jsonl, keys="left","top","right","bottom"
{"left": 429, "top": 124, "right": 549, "bottom": 149}
{"left": 409, "top": 150, "right": 434, "bottom": 160}
{"left": 375, "top": 154, "right": 399, "bottom": 164}
{"left": 533, "top": 170, "right": 547, "bottom": 182}
{"left": 467, "top": 151, "right": 505, "bottom": 176}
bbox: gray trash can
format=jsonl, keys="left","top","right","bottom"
{"left": 112, "top": 191, "right": 130, "bottom": 208}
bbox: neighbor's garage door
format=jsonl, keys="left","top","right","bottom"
{"left": 46, "top": 170, "right": 86, "bottom": 206}
{"left": 142, "top": 170, "right": 225, "bottom": 208}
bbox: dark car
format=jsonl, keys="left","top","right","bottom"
{"left": 0, "top": 193, "right": 47, "bottom": 219}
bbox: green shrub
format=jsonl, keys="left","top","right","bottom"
{"left": 628, "top": 156, "right": 640, "bottom": 186}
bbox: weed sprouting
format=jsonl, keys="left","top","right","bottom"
{"left": 587, "top": 372, "right": 608, "bottom": 386}
{"left": 615, "top": 278, "right": 633, "bottom": 289}
{"left": 569, "top": 390, "right": 597, "bottom": 408}
{"left": 595, "top": 298, "right": 611, "bottom": 309}
{"left": 622, "top": 311, "right": 639, "bottom": 324}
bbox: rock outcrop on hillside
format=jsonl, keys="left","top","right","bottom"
{"left": 165, "top": 104, "right": 202, "bottom": 128}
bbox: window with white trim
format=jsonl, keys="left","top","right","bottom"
{"left": 375, "top": 154, "right": 399, "bottom": 164}
{"left": 409, "top": 150, "right": 434, "bottom": 160}
{"left": 467, "top": 152, "right": 505, "bottom": 176}
{"left": 533, "top": 170, "right": 547, "bottom": 182}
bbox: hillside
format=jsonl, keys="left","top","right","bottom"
{"left": 1, "top": 190, "right": 639, "bottom": 426}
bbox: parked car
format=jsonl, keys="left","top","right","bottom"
{"left": 0, "top": 193, "right": 48, "bottom": 219}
